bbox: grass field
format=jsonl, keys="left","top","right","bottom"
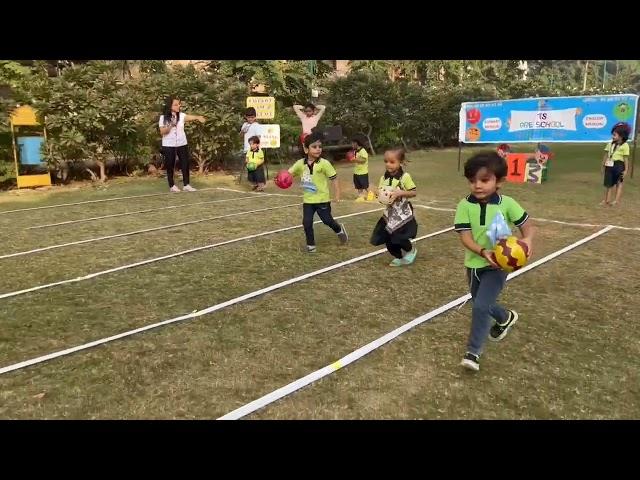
{"left": 0, "top": 144, "right": 638, "bottom": 419}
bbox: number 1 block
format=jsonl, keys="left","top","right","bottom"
{"left": 505, "top": 153, "right": 530, "bottom": 183}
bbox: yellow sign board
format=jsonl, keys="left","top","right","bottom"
{"left": 11, "top": 105, "right": 40, "bottom": 126}
{"left": 246, "top": 97, "right": 275, "bottom": 119}
{"left": 17, "top": 173, "right": 51, "bottom": 188}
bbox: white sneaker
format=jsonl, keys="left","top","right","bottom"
{"left": 460, "top": 352, "right": 480, "bottom": 371}
{"left": 183, "top": 185, "right": 197, "bottom": 192}
{"left": 169, "top": 185, "right": 181, "bottom": 193}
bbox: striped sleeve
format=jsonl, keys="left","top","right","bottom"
{"left": 505, "top": 196, "right": 529, "bottom": 227}
{"left": 323, "top": 159, "right": 338, "bottom": 180}
{"left": 454, "top": 199, "right": 471, "bottom": 232}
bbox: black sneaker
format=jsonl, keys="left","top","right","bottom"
{"left": 460, "top": 352, "right": 480, "bottom": 371}
{"left": 337, "top": 224, "right": 349, "bottom": 244}
{"left": 489, "top": 310, "right": 519, "bottom": 342}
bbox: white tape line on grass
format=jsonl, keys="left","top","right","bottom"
{"left": 0, "top": 203, "right": 301, "bottom": 260}
{"left": 216, "top": 187, "right": 299, "bottom": 198}
{"left": 218, "top": 225, "right": 614, "bottom": 420}
{"left": 0, "top": 187, "right": 218, "bottom": 215}
{"left": 26, "top": 195, "right": 266, "bottom": 230}
{"left": 414, "top": 204, "right": 640, "bottom": 231}
{"left": 0, "top": 226, "right": 453, "bottom": 376}
{"left": 0, "top": 208, "right": 383, "bottom": 300}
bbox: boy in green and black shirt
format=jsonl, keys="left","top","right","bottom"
{"left": 454, "top": 151, "right": 535, "bottom": 372}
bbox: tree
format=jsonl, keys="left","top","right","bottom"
{"left": 325, "top": 70, "right": 400, "bottom": 153}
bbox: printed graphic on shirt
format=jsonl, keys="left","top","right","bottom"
{"left": 301, "top": 171, "right": 318, "bottom": 193}
{"left": 486, "top": 211, "right": 512, "bottom": 247}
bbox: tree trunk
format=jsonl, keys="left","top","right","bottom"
{"left": 192, "top": 151, "right": 205, "bottom": 175}
{"left": 95, "top": 159, "right": 106, "bottom": 182}
{"left": 85, "top": 168, "right": 98, "bottom": 182}
{"left": 365, "top": 124, "right": 375, "bottom": 156}
{"left": 582, "top": 61, "right": 590, "bottom": 91}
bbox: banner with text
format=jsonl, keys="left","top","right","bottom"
{"left": 459, "top": 94, "right": 638, "bottom": 143}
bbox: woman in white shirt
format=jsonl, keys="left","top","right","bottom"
{"left": 159, "top": 96, "right": 205, "bottom": 192}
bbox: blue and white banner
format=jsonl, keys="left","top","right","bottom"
{"left": 459, "top": 94, "right": 638, "bottom": 143}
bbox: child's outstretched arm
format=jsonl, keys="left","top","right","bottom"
{"left": 185, "top": 114, "right": 206, "bottom": 123}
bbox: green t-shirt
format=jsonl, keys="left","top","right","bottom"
{"left": 353, "top": 147, "right": 369, "bottom": 175}
{"left": 377, "top": 171, "right": 416, "bottom": 191}
{"left": 454, "top": 193, "right": 529, "bottom": 269}
{"left": 604, "top": 141, "right": 630, "bottom": 163}
{"left": 245, "top": 148, "right": 265, "bottom": 166}
{"left": 289, "top": 157, "right": 337, "bottom": 204}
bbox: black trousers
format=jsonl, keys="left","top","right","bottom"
{"left": 386, "top": 239, "right": 412, "bottom": 258}
{"left": 162, "top": 145, "right": 190, "bottom": 187}
{"left": 302, "top": 202, "right": 341, "bottom": 246}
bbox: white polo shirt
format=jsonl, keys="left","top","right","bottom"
{"left": 241, "top": 121, "right": 261, "bottom": 152}
{"left": 159, "top": 112, "right": 188, "bottom": 147}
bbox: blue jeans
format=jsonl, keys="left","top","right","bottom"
{"left": 466, "top": 267, "right": 509, "bottom": 356}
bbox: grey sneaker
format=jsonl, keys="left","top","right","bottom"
{"left": 306, "top": 245, "right": 317, "bottom": 253}
{"left": 489, "top": 310, "right": 519, "bottom": 342}
{"left": 337, "top": 224, "right": 349, "bottom": 244}
{"left": 182, "top": 184, "right": 197, "bottom": 192}
{"left": 460, "top": 352, "right": 480, "bottom": 371}
{"left": 169, "top": 185, "right": 181, "bottom": 193}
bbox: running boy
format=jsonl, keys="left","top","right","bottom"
{"left": 454, "top": 151, "right": 534, "bottom": 372}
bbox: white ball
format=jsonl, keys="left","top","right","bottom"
{"left": 378, "top": 186, "right": 395, "bottom": 206}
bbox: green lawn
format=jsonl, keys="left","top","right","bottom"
{"left": 0, "top": 144, "right": 638, "bottom": 419}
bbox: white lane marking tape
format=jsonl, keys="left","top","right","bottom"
{"left": 0, "top": 203, "right": 301, "bottom": 260}
{"left": 414, "top": 204, "right": 640, "bottom": 231}
{"left": 0, "top": 187, "right": 218, "bottom": 215}
{"left": 218, "top": 226, "right": 614, "bottom": 419}
{"left": 0, "top": 208, "right": 383, "bottom": 301}
{"left": 0, "top": 226, "right": 453, "bottom": 376}
{"left": 216, "top": 187, "right": 299, "bottom": 198}
{"left": 25, "top": 195, "right": 266, "bottom": 230}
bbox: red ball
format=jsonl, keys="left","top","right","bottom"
{"left": 274, "top": 170, "right": 293, "bottom": 189}
{"left": 345, "top": 150, "right": 356, "bottom": 162}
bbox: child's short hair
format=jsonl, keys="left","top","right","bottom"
{"left": 352, "top": 134, "right": 368, "bottom": 148}
{"left": 611, "top": 122, "right": 631, "bottom": 142}
{"left": 248, "top": 135, "right": 260, "bottom": 145}
{"left": 385, "top": 147, "right": 408, "bottom": 164}
{"left": 245, "top": 107, "right": 257, "bottom": 117}
{"left": 464, "top": 151, "right": 508, "bottom": 180}
{"left": 304, "top": 103, "right": 316, "bottom": 111}
{"left": 304, "top": 131, "right": 324, "bottom": 148}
